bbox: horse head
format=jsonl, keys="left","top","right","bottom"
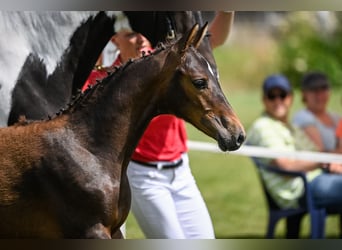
{"left": 163, "top": 23, "right": 245, "bottom": 151}
{"left": 124, "top": 11, "right": 219, "bottom": 79}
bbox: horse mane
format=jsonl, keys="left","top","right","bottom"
{"left": 9, "top": 52, "right": 148, "bottom": 126}
{"left": 9, "top": 32, "right": 181, "bottom": 127}
{"left": 13, "top": 115, "right": 31, "bottom": 126}
{"left": 63, "top": 42, "right": 169, "bottom": 115}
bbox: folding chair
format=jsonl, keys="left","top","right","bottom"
{"left": 251, "top": 157, "right": 326, "bottom": 238}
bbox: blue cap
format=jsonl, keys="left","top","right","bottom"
{"left": 263, "top": 74, "right": 292, "bottom": 94}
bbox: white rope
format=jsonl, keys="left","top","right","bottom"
{"left": 187, "top": 140, "right": 342, "bottom": 164}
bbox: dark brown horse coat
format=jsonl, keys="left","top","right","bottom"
{"left": 0, "top": 24, "right": 245, "bottom": 238}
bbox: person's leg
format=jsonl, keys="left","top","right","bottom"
{"left": 310, "top": 173, "right": 342, "bottom": 210}
{"left": 171, "top": 154, "right": 215, "bottom": 239}
{"left": 127, "top": 161, "right": 185, "bottom": 238}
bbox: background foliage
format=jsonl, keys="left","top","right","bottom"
{"left": 276, "top": 12, "right": 342, "bottom": 89}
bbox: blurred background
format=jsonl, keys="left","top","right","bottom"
{"left": 126, "top": 11, "right": 342, "bottom": 238}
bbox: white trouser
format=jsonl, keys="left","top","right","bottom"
{"left": 127, "top": 153, "right": 215, "bottom": 239}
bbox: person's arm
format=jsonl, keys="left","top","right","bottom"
{"left": 301, "top": 125, "right": 325, "bottom": 151}
{"left": 95, "top": 53, "right": 103, "bottom": 67}
{"left": 335, "top": 120, "right": 342, "bottom": 153}
{"left": 336, "top": 138, "right": 342, "bottom": 153}
{"left": 328, "top": 162, "right": 342, "bottom": 173}
{"left": 208, "top": 11, "right": 234, "bottom": 49}
{"left": 271, "top": 158, "right": 320, "bottom": 172}
{"left": 292, "top": 111, "right": 325, "bottom": 151}
{"left": 272, "top": 157, "right": 342, "bottom": 174}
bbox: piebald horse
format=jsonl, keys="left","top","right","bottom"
{"left": 0, "top": 11, "right": 116, "bottom": 127}
{"left": 7, "top": 11, "right": 115, "bottom": 126}
{"left": 0, "top": 24, "right": 245, "bottom": 238}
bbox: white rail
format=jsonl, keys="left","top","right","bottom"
{"left": 187, "top": 140, "right": 342, "bottom": 164}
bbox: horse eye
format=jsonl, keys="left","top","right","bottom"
{"left": 192, "top": 79, "right": 208, "bottom": 90}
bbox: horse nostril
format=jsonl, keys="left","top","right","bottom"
{"left": 237, "top": 132, "right": 245, "bottom": 145}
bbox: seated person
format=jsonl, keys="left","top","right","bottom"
{"left": 246, "top": 74, "right": 342, "bottom": 211}
{"left": 336, "top": 119, "right": 342, "bottom": 153}
{"left": 292, "top": 72, "right": 340, "bottom": 152}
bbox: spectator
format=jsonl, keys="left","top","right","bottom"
{"left": 336, "top": 118, "right": 342, "bottom": 153}
{"left": 334, "top": 95, "right": 342, "bottom": 153}
{"left": 83, "top": 11, "right": 234, "bottom": 239}
{"left": 246, "top": 74, "right": 342, "bottom": 211}
{"left": 292, "top": 72, "right": 340, "bottom": 152}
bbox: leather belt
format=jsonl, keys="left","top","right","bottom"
{"left": 131, "top": 158, "right": 183, "bottom": 170}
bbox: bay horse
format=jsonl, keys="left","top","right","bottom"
{"left": 0, "top": 24, "right": 245, "bottom": 238}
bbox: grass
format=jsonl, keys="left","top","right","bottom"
{"left": 124, "top": 23, "right": 342, "bottom": 238}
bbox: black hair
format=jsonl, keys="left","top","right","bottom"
{"left": 302, "top": 71, "right": 328, "bottom": 86}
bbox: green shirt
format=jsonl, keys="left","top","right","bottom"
{"left": 246, "top": 113, "right": 321, "bottom": 208}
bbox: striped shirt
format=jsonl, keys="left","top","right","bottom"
{"left": 246, "top": 113, "right": 321, "bottom": 208}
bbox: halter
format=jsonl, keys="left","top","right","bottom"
{"left": 165, "top": 12, "right": 176, "bottom": 40}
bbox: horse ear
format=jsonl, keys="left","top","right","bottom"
{"left": 193, "top": 22, "right": 209, "bottom": 49}
{"left": 178, "top": 23, "right": 199, "bottom": 55}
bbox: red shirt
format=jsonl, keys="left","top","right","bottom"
{"left": 83, "top": 55, "right": 187, "bottom": 162}
{"left": 132, "top": 115, "right": 187, "bottom": 162}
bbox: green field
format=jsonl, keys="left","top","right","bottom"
{"left": 124, "top": 22, "right": 342, "bottom": 238}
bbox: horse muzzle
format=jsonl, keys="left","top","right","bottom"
{"left": 217, "top": 130, "right": 245, "bottom": 152}
{"left": 201, "top": 113, "right": 246, "bottom": 152}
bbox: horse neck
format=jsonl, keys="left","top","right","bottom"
{"left": 69, "top": 49, "right": 173, "bottom": 164}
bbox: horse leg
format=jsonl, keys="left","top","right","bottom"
{"left": 111, "top": 229, "right": 124, "bottom": 239}
{"left": 84, "top": 223, "right": 112, "bottom": 239}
